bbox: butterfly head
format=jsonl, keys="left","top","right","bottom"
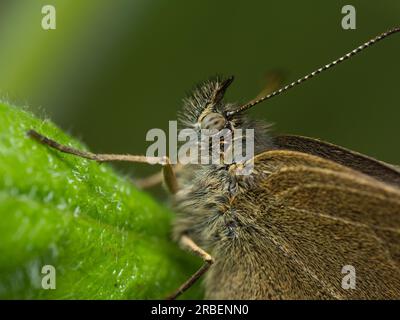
{"left": 179, "top": 76, "right": 243, "bottom": 132}
{"left": 179, "top": 76, "right": 272, "bottom": 154}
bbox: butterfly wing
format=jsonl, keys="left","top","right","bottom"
{"left": 272, "top": 135, "right": 400, "bottom": 187}
{"left": 207, "top": 149, "right": 400, "bottom": 299}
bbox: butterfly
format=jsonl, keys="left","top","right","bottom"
{"left": 28, "top": 27, "right": 400, "bottom": 299}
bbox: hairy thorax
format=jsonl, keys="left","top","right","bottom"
{"left": 171, "top": 162, "right": 285, "bottom": 299}
{"left": 172, "top": 163, "right": 242, "bottom": 247}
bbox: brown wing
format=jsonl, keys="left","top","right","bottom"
{"left": 273, "top": 135, "right": 400, "bottom": 187}
{"left": 207, "top": 150, "right": 400, "bottom": 299}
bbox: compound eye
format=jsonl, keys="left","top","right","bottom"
{"left": 200, "top": 112, "right": 227, "bottom": 130}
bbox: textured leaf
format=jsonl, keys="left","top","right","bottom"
{"left": 0, "top": 102, "right": 202, "bottom": 299}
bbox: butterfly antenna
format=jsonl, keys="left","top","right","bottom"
{"left": 227, "top": 27, "right": 400, "bottom": 117}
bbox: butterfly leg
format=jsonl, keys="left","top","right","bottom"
{"left": 166, "top": 235, "right": 214, "bottom": 300}
{"left": 135, "top": 171, "right": 164, "bottom": 189}
{"left": 135, "top": 164, "right": 184, "bottom": 190}
{"left": 27, "top": 129, "right": 179, "bottom": 194}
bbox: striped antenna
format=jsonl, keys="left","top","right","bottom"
{"left": 227, "top": 27, "right": 400, "bottom": 117}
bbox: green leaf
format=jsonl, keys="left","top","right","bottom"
{"left": 0, "top": 102, "right": 202, "bottom": 299}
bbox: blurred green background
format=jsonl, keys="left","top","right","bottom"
{"left": 0, "top": 0, "right": 399, "bottom": 182}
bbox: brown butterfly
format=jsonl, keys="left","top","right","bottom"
{"left": 28, "top": 27, "right": 400, "bottom": 299}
